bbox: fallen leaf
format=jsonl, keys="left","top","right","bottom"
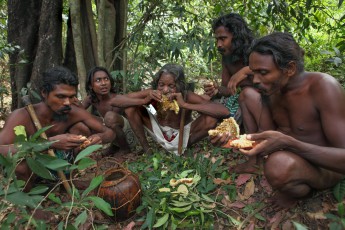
{"left": 239, "top": 178, "right": 255, "bottom": 200}
{"left": 213, "top": 177, "right": 232, "bottom": 185}
{"left": 123, "top": 221, "right": 136, "bottom": 230}
{"left": 221, "top": 195, "right": 233, "bottom": 208}
{"left": 260, "top": 176, "right": 273, "bottom": 194}
{"left": 269, "top": 211, "right": 284, "bottom": 226}
{"left": 306, "top": 212, "right": 327, "bottom": 220}
{"left": 229, "top": 201, "right": 246, "bottom": 209}
{"left": 246, "top": 222, "right": 255, "bottom": 230}
{"left": 235, "top": 174, "right": 252, "bottom": 187}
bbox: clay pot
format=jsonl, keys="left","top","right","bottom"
{"left": 97, "top": 167, "right": 142, "bottom": 222}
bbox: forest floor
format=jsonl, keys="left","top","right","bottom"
{"left": 0, "top": 89, "right": 344, "bottom": 229}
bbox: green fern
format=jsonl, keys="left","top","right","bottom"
{"left": 333, "top": 178, "right": 345, "bottom": 202}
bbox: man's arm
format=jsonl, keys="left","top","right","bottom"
{"left": 173, "top": 91, "right": 230, "bottom": 119}
{"left": 0, "top": 109, "right": 32, "bottom": 155}
{"left": 243, "top": 131, "right": 345, "bottom": 174}
{"left": 76, "top": 108, "right": 115, "bottom": 144}
{"left": 109, "top": 89, "right": 159, "bottom": 108}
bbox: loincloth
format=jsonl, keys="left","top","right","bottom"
{"left": 144, "top": 108, "right": 192, "bottom": 155}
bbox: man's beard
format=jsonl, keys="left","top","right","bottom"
{"left": 53, "top": 106, "right": 71, "bottom": 122}
{"left": 222, "top": 53, "right": 240, "bottom": 64}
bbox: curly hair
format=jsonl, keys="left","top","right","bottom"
{"left": 151, "top": 64, "right": 187, "bottom": 95}
{"left": 212, "top": 13, "right": 254, "bottom": 64}
{"left": 40, "top": 66, "right": 79, "bottom": 94}
{"left": 85, "top": 66, "right": 116, "bottom": 103}
{"left": 248, "top": 32, "right": 305, "bottom": 73}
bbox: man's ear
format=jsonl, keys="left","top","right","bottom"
{"left": 41, "top": 90, "right": 47, "bottom": 100}
{"left": 286, "top": 61, "right": 297, "bottom": 77}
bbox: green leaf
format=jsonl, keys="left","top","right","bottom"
{"left": 170, "top": 204, "right": 192, "bottom": 213}
{"left": 141, "top": 208, "right": 155, "bottom": 229}
{"left": 44, "top": 158, "right": 71, "bottom": 170}
{"left": 5, "top": 191, "right": 42, "bottom": 208}
{"left": 48, "top": 193, "right": 62, "bottom": 204}
{"left": 339, "top": 0, "right": 344, "bottom": 8}
{"left": 28, "top": 185, "right": 49, "bottom": 195}
{"left": 14, "top": 125, "right": 27, "bottom": 140}
{"left": 333, "top": 179, "right": 345, "bottom": 202}
{"left": 31, "top": 125, "right": 53, "bottom": 141}
{"left": 153, "top": 213, "right": 169, "bottom": 228}
{"left": 73, "top": 210, "right": 88, "bottom": 228}
{"left": 179, "top": 169, "right": 194, "bottom": 178}
{"left": 82, "top": 175, "right": 104, "bottom": 197}
{"left": 292, "top": 221, "right": 308, "bottom": 230}
{"left": 74, "top": 145, "right": 102, "bottom": 163}
{"left": 0, "top": 154, "right": 12, "bottom": 167}
{"left": 26, "top": 157, "right": 54, "bottom": 180}
{"left": 306, "top": 0, "right": 312, "bottom": 10}
{"left": 77, "top": 157, "right": 96, "bottom": 171}
{"left": 87, "top": 196, "right": 114, "bottom": 216}
{"left": 170, "top": 200, "right": 193, "bottom": 207}
{"left": 338, "top": 203, "right": 345, "bottom": 217}
{"left": 201, "top": 193, "right": 214, "bottom": 203}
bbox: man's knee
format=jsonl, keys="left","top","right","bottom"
{"left": 264, "top": 151, "right": 297, "bottom": 189}
{"left": 104, "top": 111, "right": 123, "bottom": 128}
{"left": 69, "top": 122, "right": 92, "bottom": 136}
{"left": 239, "top": 87, "right": 260, "bottom": 103}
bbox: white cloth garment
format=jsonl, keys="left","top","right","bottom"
{"left": 144, "top": 108, "right": 192, "bottom": 155}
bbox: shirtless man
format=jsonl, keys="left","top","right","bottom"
{"left": 205, "top": 13, "right": 274, "bottom": 172}
{"left": 237, "top": 32, "right": 345, "bottom": 207}
{"left": 81, "top": 66, "right": 136, "bottom": 154}
{"left": 0, "top": 66, "right": 114, "bottom": 189}
{"left": 108, "top": 64, "right": 230, "bottom": 155}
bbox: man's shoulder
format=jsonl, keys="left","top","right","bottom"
{"left": 305, "top": 72, "right": 340, "bottom": 88}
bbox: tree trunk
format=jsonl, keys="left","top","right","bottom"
{"left": 7, "top": 0, "right": 41, "bottom": 109}
{"left": 69, "top": 0, "right": 87, "bottom": 98}
{"left": 30, "top": 0, "right": 63, "bottom": 102}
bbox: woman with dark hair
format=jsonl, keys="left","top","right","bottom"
{"left": 81, "top": 66, "right": 137, "bottom": 155}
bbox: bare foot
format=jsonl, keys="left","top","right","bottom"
{"left": 268, "top": 192, "right": 298, "bottom": 210}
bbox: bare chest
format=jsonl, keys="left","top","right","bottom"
{"left": 93, "top": 101, "right": 123, "bottom": 117}
{"left": 270, "top": 92, "right": 321, "bottom": 138}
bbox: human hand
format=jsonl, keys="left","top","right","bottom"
{"left": 227, "top": 66, "right": 253, "bottom": 95}
{"left": 79, "top": 134, "right": 102, "bottom": 150}
{"left": 50, "top": 134, "right": 87, "bottom": 150}
{"left": 209, "top": 132, "right": 232, "bottom": 147}
{"left": 239, "top": 131, "right": 290, "bottom": 157}
{"left": 203, "top": 81, "right": 218, "bottom": 97}
{"left": 148, "top": 89, "right": 162, "bottom": 103}
{"left": 170, "top": 92, "right": 185, "bottom": 108}
{"left": 71, "top": 97, "right": 83, "bottom": 107}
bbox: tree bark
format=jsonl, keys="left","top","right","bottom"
{"left": 7, "top": 0, "right": 41, "bottom": 109}
{"left": 69, "top": 0, "right": 87, "bottom": 98}
{"left": 30, "top": 0, "right": 63, "bottom": 102}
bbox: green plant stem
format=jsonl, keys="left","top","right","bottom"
{"left": 65, "top": 185, "right": 76, "bottom": 229}
{"left": 237, "top": 204, "right": 267, "bottom": 230}
{"left": 25, "top": 181, "right": 63, "bottom": 230}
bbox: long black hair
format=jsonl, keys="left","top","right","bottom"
{"left": 212, "top": 13, "right": 254, "bottom": 64}
{"left": 249, "top": 32, "right": 305, "bottom": 73}
{"left": 85, "top": 66, "right": 116, "bottom": 103}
